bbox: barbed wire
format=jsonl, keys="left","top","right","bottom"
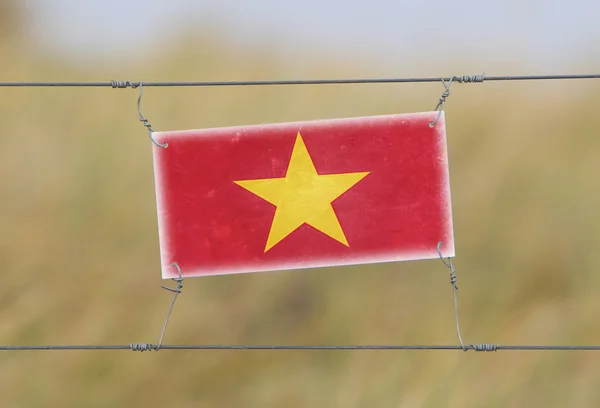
{"left": 0, "top": 73, "right": 599, "bottom": 88}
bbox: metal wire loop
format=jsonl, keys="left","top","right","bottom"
{"left": 437, "top": 241, "right": 467, "bottom": 351}
{"left": 137, "top": 82, "right": 167, "bottom": 148}
{"left": 156, "top": 263, "right": 184, "bottom": 351}
{"left": 161, "top": 262, "right": 184, "bottom": 294}
{"left": 429, "top": 78, "right": 453, "bottom": 128}
{"left": 437, "top": 243, "right": 498, "bottom": 353}
{"left": 437, "top": 241, "right": 457, "bottom": 290}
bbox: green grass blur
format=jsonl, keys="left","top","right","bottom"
{"left": 2, "top": 4, "right": 600, "bottom": 407}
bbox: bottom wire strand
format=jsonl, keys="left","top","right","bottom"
{"left": 2, "top": 344, "right": 599, "bottom": 351}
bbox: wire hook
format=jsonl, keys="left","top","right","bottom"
{"left": 156, "top": 262, "right": 184, "bottom": 350}
{"left": 437, "top": 241, "right": 467, "bottom": 350}
{"left": 429, "top": 77, "right": 453, "bottom": 128}
{"left": 160, "top": 262, "right": 184, "bottom": 294}
{"left": 137, "top": 82, "right": 168, "bottom": 148}
{"left": 437, "top": 241, "right": 457, "bottom": 289}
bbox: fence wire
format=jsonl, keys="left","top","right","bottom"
{"left": 2, "top": 344, "right": 600, "bottom": 352}
{"left": 0, "top": 73, "right": 599, "bottom": 88}
{"left": 2, "top": 72, "right": 600, "bottom": 353}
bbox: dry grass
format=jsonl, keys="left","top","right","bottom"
{"left": 1, "top": 13, "right": 600, "bottom": 408}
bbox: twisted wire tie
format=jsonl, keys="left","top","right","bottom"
{"left": 435, "top": 82, "right": 451, "bottom": 111}
{"left": 470, "top": 344, "right": 499, "bottom": 352}
{"left": 454, "top": 74, "right": 485, "bottom": 83}
{"left": 111, "top": 80, "right": 167, "bottom": 147}
{"left": 111, "top": 80, "right": 138, "bottom": 89}
{"left": 130, "top": 343, "right": 154, "bottom": 352}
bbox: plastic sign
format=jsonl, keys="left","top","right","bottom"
{"left": 152, "top": 112, "right": 454, "bottom": 279}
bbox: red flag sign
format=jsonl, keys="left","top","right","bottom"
{"left": 152, "top": 111, "right": 454, "bottom": 279}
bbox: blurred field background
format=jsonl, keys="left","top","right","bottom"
{"left": 2, "top": 1, "right": 600, "bottom": 407}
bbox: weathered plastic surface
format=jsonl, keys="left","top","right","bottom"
{"left": 152, "top": 111, "right": 454, "bottom": 279}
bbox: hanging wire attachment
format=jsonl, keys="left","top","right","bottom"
{"left": 437, "top": 241, "right": 466, "bottom": 350}
{"left": 111, "top": 80, "right": 167, "bottom": 147}
{"left": 429, "top": 73, "right": 485, "bottom": 127}
{"left": 129, "top": 263, "right": 184, "bottom": 353}
{"left": 429, "top": 78, "right": 453, "bottom": 128}
{"left": 136, "top": 82, "right": 168, "bottom": 148}
{"left": 437, "top": 242, "right": 498, "bottom": 352}
{"left": 156, "top": 263, "right": 184, "bottom": 350}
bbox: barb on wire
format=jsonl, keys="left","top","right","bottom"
{"left": 136, "top": 82, "right": 167, "bottom": 148}
{"left": 155, "top": 263, "right": 184, "bottom": 350}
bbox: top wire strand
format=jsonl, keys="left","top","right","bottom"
{"left": 1, "top": 73, "right": 600, "bottom": 87}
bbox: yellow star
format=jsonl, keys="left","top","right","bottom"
{"left": 234, "top": 132, "right": 370, "bottom": 252}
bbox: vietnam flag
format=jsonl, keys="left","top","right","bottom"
{"left": 152, "top": 111, "right": 454, "bottom": 279}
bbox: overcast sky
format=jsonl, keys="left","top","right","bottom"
{"left": 21, "top": 0, "right": 600, "bottom": 72}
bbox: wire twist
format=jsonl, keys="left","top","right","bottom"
{"left": 136, "top": 82, "right": 167, "bottom": 148}
{"left": 111, "top": 80, "right": 167, "bottom": 147}
{"left": 429, "top": 79, "right": 453, "bottom": 127}
{"left": 437, "top": 241, "right": 467, "bottom": 350}
{"left": 470, "top": 344, "right": 499, "bottom": 352}
{"left": 437, "top": 243, "right": 501, "bottom": 353}
{"left": 130, "top": 343, "right": 154, "bottom": 352}
{"left": 428, "top": 73, "right": 485, "bottom": 127}
{"left": 453, "top": 74, "right": 485, "bottom": 83}
{"left": 111, "top": 80, "right": 139, "bottom": 89}
{"left": 156, "top": 263, "right": 184, "bottom": 350}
